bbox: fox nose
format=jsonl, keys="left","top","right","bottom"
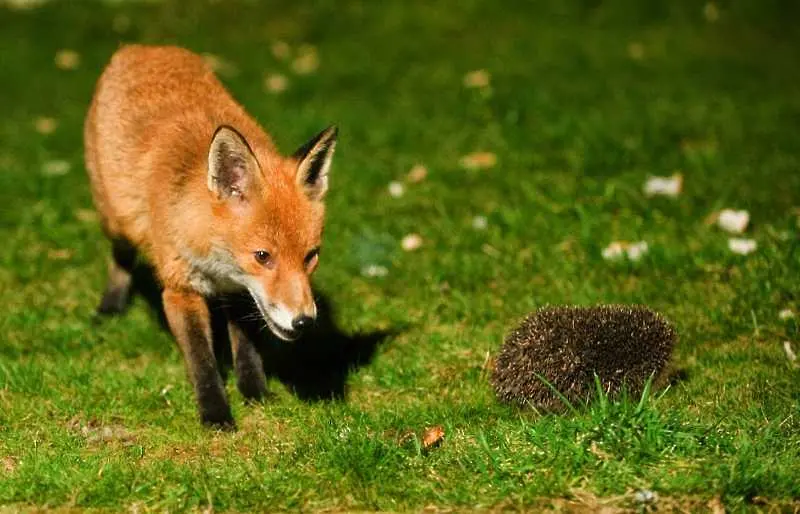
{"left": 292, "top": 315, "right": 314, "bottom": 333}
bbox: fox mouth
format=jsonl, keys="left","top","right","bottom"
{"left": 247, "top": 290, "right": 301, "bottom": 342}
{"left": 263, "top": 314, "right": 301, "bottom": 342}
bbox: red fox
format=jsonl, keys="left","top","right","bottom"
{"left": 84, "top": 45, "right": 337, "bottom": 428}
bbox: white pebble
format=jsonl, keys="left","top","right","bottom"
{"left": 388, "top": 181, "right": 405, "bottom": 198}
{"left": 401, "top": 233, "right": 423, "bottom": 251}
{"left": 728, "top": 238, "right": 757, "bottom": 255}
{"left": 717, "top": 209, "right": 750, "bottom": 234}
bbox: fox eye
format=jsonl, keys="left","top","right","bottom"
{"left": 254, "top": 250, "right": 273, "bottom": 267}
{"left": 305, "top": 248, "right": 320, "bottom": 269}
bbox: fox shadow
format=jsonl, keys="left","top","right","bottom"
{"left": 129, "top": 264, "right": 393, "bottom": 402}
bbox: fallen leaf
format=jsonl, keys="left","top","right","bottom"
{"left": 1, "top": 457, "right": 16, "bottom": 473}
{"left": 627, "top": 42, "right": 645, "bottom": 61}
{"left": 704, "top": 2, "right": 720, "bottom": 22}
{"left": 602, "top": 241, "right": 649, "bottom": 262}
{"left": 264, "top": 73, "right": 289, "bottom": 93}
{"left": 271, "top": 41, "right": 291, "bottom": 61}
{"left": 728, "top": 238, "right": 757, "bottom": 255}
{"left": 471, "top": 215, "right": 488, "bottom": 230}
{"left": 406, "top": 164, "right": 428, "bottom": 183}
{"left": 707, "top": 496, "right": 725, "bottom": 514}
{"left": 717, "top": 209, "right": 750, "bottom": 234}
{"left": 589, "top": 441, "right": 611, "bottom": 460}
{"left": 75, "top": 209, "right": 98, "bottom": 223}
{"left": 422, "top": 425, "right": 444, "bottom": 449}
{"left": 47, "top": 248, "right": 73, "bottom": 260}
{"left": 784, "top": 341, "right": 797, "bottom": 363}
{"left": 387, "top": 181, "right": 405, "bottom": 198}
{"left": 602, "top": 241, "right": 626, "bottom": 261}
{"left": 625, "top": 241, "right": 649, "bottom": 261}
{"left": 42, "top": 160, "right": 71, "bottom": 176}
{"left": 34, "top": 117, "right": 57, "bottom": 135}
{"left": 460, "top": 152, "right": 497, "bottom": 170}
{"left": 361, "top": 264, "right": 388, "bottom": 278}
{"left": 291, "top": 45, "right": 319, "bottom": 75}
{"left": 463, "top": 69, "right": 490, "bottom": 89}
{"left": 401, "top": 234, "right": 423, "bottom": 252}
{"left": 55, "top": 49, "right": 80, "bottom": 70}
{"left": 643, "top": 173, "right": 683, "bottom": 197}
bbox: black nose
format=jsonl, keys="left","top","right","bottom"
{"left": 292, "top": 315, "right": 314, "bottom": 332}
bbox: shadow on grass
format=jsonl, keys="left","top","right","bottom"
{"left": 129, "top": 263, "right": 393, "bottom": 402}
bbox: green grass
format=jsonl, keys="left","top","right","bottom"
{"left": 1, "top": 0, "right": 799, "bottom": 511}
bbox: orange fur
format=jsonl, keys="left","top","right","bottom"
{"left": 85, "top": 45, "right": 332, "bottom": 329}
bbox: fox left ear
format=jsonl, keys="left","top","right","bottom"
{"left": 207, "top": 125, "right": 259, "bottom": 200}
{"left": 293, "top": 125, "right": 337, "bottom": 201}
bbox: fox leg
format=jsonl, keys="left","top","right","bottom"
{"left": 227, "top": 317, "right": 268, "bottom": 403}
{"left": 97, "top": 239, "right": 137, "bottom": 315}
{"left": 163, "top": 289, "right": 234, "bottom": 428}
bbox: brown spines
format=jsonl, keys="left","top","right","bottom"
{"left": 491, "top": 305, "right": 677, "bottom": 411}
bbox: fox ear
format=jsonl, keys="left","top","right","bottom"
{"left": 207, "top": 126, "right": 259, "bottom": 200}
{"left": 293, "top": 125, "right": 337, "bottom": 201}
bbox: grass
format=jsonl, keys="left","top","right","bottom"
{"left": 1, "top": 0, "right": 799, "bottom": 511}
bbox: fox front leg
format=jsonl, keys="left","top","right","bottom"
{"left": 162, "top": 289, "right": 234, "bottom": 429}
{"left": 227, "top": 317, "right": 268, "bottom": 403}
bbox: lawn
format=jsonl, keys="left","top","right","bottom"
{"left": 0, "top": 0, "right": 799, "bottom": 512}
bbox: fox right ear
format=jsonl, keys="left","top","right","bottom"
{"left": 207, "top": 126, "right": 259, "bottom": 200}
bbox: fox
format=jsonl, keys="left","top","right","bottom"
{"left": 84, "top": 44, "right": 337, "bottom": 428}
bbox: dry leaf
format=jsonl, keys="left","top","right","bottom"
{"left": 717, "top": 209, "right": 750, "bottom": 234}
{"left": 627, "top": 42, "right": 645, "bottom": 61}
{"left": 422, "top": 425, "right": 445, "bottom": 449}
{"left": 643, "top": 173, "right": 683, "bottom": 197}
{"left": 271, "top": 41, "right": 291, "bottom": 61}
{"left": 55, "top": 49, "right": 80, "bottom": 70}
{"left": 291, "top": 45, "right": 319, "bottom": 75}
{"left": 704, "top": 2, "right": 720, "bottom": 22}
{"left": 47, "top": 248, "right": 73, "bottom": 260}
{"left": 406, "top": 164, "right": 428, "bottom": 183}
{"left": 1, "top": 457, "right": 16, "bottom": 473}
{"left": 588, "top": 441, "right": 610, "bottom": 460}
{"left": 42, "top": 160, "right": 71, "bottom": 176}
{"left": 401, "top": 234, "right": 423, "bottom": 251}
{"left": 387, "top": 181, "right": 405, "bottom": 198}
{"left": 264, "top": 73, "right": 289, "bottom": 93}
{"left": 626, "top": 241, "right": 649, "bottom": 261}
{"left": 460, "top": 152, "right": 497, "bottom": 170}
{"left": 361, "top": 264, "right": 388, "bottom": 278}
{"left": 784, "top": 341, "right": 797, "bottom": 363}
{"left": 463, "top": 69, "right": 490, "bottom": 89}
{"left": 34, "top": 117, "right": 57, "bottom": 135}
{"left": 728, "top": 238, "right": 757, "bottom": 255}
{"left": 707, "top": 496, "right": 725, "bottom": 514}
{"left": 471, "top": 215, "right": 488, "bottom": 230}
{"left": 75, "top": 209, "right": 98, "bottom": 223}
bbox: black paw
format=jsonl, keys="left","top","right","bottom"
{"left": 200, "top": 408, "right": 236, "bottom": 431}
{"left": 96, "top": 287, "right": 130, "bottom": 315}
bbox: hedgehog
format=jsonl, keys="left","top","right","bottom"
{"left": 491, "top": 305, "right": 677, "bottom": 411}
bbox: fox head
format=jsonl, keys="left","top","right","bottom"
{"left": 205, "top": 125, "right": 337, "bottom": 341}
